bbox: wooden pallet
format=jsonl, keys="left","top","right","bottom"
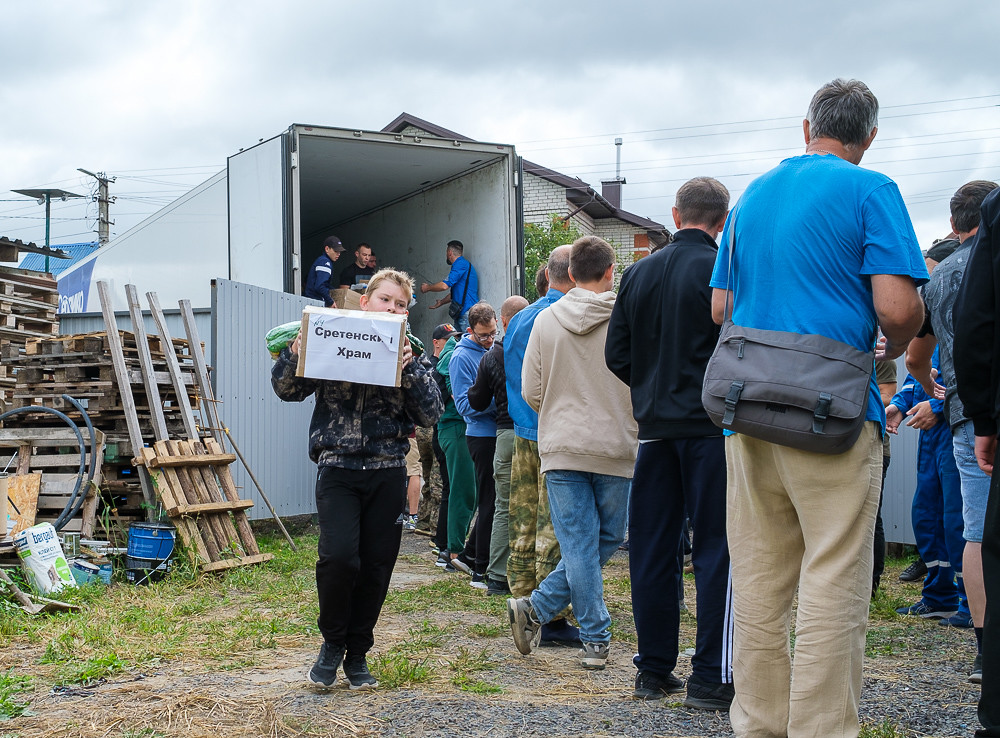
{"left": 137, "top": 439, "right": 271, "bottom": 573}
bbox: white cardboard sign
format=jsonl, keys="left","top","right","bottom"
{"left": 296, "top": 306, "right": 406, "bottom": 387}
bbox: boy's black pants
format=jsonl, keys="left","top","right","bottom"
{"left": 315, "top": 465, "right": 405, "bottom": 657}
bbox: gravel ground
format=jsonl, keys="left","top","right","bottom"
{"left": 6, "top": 533, "right": 985, "bottom": 738}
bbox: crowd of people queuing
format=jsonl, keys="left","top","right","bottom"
{"left": 273, "top": 78, "right": 999, "bottom": 737}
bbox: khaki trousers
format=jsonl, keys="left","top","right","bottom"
{"left": 726, "top": 422, "right": 881, "bottom": 738}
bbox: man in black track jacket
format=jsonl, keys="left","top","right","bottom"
{"left": 954, "top": 186, "right": 1000, "bottom": 737}
{"left": 605, "top": 177, "right": 734, "bottom": 709}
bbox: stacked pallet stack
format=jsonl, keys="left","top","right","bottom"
{"left": 1, "top": 331, "right": 204, "bottom": 534}
{"left": 0, "top": 267, "right": 60, "bottom": 407}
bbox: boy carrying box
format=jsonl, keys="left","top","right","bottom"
{"left": 271, "top": 269, "right": 443, "bottom": 689}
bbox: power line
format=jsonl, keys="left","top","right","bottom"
{"left": 515, "top": 94, "right": 1000, "bottom": 145}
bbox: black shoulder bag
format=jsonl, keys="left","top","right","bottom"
{"left": 448, "top": 263, "right": 470, "bottom": 324}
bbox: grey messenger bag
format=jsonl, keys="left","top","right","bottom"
{"left": 701, "top": 225, "right": 875, "bottom": 455}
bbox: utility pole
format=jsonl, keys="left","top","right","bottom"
{"left": 78, "top": 168, "right": 116, "bottom": 245}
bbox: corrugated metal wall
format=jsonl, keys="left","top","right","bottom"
{"left": 882, "top": 356, "right": 918, "bottom": 545}
{"left": 212, "top": 279, "right": 318, "bottom": 518}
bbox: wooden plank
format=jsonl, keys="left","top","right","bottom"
{"left": 140, "top": 453, "right": 237, "bottom": 469}
{"left": 8, "top": 473, "right": 41, "bottom": 536}
{"left": 124, "top": 284, "right": 168, "bottom": 441}
{"left": 200, "top": 553, "right": 273, "bottom": 573}
{"left": 203, "top": 439, "right": 260, "bottom": 555}
{"left": 146, "top": 291, "right": 200, "bottom": 440}
{"left": 0, "top": 428, "right": 105, "bottom": 446}
{"left": 179, "top": 300, "right": 222, "bottom": 444}
{"left": 97, "top": 280, "right": 156, "bottom": 514}
{"left": 165, "top": 499, "right": 255, "bottom": 517}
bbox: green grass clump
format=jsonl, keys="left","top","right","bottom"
{"left": 0, "top": 668, "right": 33, "bottom": 720}
{"left": 448, "top": 646, "right": 502, "bottom": 694}
{"left": 860, "top": 719, "right": 906, "bottom": 737}
{"left": 368, "top": 652, "right": 434, "bottom": 689}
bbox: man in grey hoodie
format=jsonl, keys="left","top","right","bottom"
{"left": 507, "top": 236, "right": 638, "bottom": 671}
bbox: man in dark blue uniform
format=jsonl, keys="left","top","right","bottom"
{"left": 305, "top": 235, "right": 346, "bottom": 306}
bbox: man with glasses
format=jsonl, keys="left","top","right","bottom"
{"left": 447, "top": 302, "right": 500, "bottom": 583}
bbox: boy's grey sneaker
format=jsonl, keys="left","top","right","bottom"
{"left": 633, "top": 670, "right": 685, "bottom": 700}
{"left": 308, "top": 642, "right": 344, "bottom": 688}
{"left": 402, "top": 515, "right": 417, "bottom": 531}
{"left": 895, "top": 601, "right": 957, "bottom": 619}
{"left": 970, "top": 653, "right": 983, "bottom": 684}
{"left": 507, "top": 597, "right": 542, "bottom": 655}
{"left": 578, "top": 641, "right": 610, "bottom": 670}
{"left": 684, "top": 676, "right": 735, "bottom": 710}
{"left": 343, "top": 654, "right": 378, "bottom": 690}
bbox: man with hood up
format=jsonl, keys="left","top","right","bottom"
{"left": 507, "top": 235, "right": 638, "bottom": 672}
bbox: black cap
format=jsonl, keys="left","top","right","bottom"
{"left": 925, "top": 238, "right": 959, "bottom": 264}
{"left": 323, "top": 235, "right": 346, "bottom": 252}
{"left": 432, "top": 323, "right": 461, "bottom": 340}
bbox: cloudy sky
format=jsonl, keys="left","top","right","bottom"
{"left": 2, "top": 1, "right": 999, "bottom": 251}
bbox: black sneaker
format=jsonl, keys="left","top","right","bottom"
{"left": 899, "top": 558, "right": 927, "bottom": 582}
{"left": 486, "top": 577, "right": 511, "bottom": 597}
{"left": 633, "top": 670, "right": 685, "bottom": 700}
{"left": 684, "top": 676, "right": 735, "bottom": 711}
{"left": 343, "top": 654, "right": 378, "bottom": 690}
{"left": 539, "top": 619, "right": 582, "bottom": 647}
{"left": 450, "top": 554, "right": 474, "bottom": 576}
{"left": 970, "top": 653, "right": 983, "bottom": 684}
{"left": 308, "top": 642, "right": 344, "bottom": 688}
{"left": 434, "top": 550, "right": 450, "bottom": 568}
{"left": 470, "top": 573, "right": 488, "bottom": 590}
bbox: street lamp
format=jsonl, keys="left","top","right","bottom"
{"left": 11, "top": 187, "right": 85, "bottom": 272}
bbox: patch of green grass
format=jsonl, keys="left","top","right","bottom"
{"left": 382, "top": 576, "right": 505, "bottom": 616}
{"left": 56, "top": 652, "right": 128, "bottom": 686}
{"left": 869, "top": 588, "right": 909, "bottom": 622}
{"left": 0, "top": 668, "right": 33, "bottom": 720}
{"left": 860, "top": 718, "right": 906, "bottom": 738}
{"left": 468, "top": 622, "right": 505, "bottom": 638}
{"left": 120, "top": 729, "right": 167, "bottom": 738}
{"left": 865, "top": 623, "right": 908, "bottom": 658}
{"left": 368, "top": 652, "right": 434, "bottom": 689}
{"left": 447, "top": 646, "right": 502, "bottom": 694}
{"left": 392, "top": 619, "right": 450, "bottom": 655}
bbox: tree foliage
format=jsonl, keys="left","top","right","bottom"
{"left": 522, "top": 215, "right": 583, "bottom": 302}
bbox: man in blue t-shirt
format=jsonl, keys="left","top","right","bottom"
{"left": 708, "top": 79, "right": 927, "bottom": 737}
{"left": 420, "top": 240, "right": 480, "bottom": 332}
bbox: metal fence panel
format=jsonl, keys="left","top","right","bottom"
{"left": 212, "top": 279, "right": 318, "bottom": 519}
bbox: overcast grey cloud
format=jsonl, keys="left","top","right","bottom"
{"left": 2, "top": 1, "right": 998, "bottom": 248}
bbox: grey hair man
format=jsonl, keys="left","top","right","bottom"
{"left": 709, "top": 79, "right": 928, "bottom": 736}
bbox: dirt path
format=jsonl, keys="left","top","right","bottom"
{"left": 6, "top": 535, "right": 984, "bottom": 738}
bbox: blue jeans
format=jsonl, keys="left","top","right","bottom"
{"left": 455, "top": 311, "right": 470, "bottom": 333}
{"left": 529, "top": 470, "right": 629, "bottom": 643}
{"left": 953, "top": 420, "right": 990, "bottom": 542}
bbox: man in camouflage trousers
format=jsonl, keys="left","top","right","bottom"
{"left": 504, "top": 244, "right": 580, "bottom": 645}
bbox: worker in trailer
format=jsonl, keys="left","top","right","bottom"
{"left": 304, "top": 235, "right": 346, "bottom": 306}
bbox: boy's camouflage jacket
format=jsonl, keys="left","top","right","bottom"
{"left": 271, "top": 348, "right": 443, "bottom": 470}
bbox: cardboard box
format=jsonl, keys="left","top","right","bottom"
{"left": 296, "top": 306, "right": 407, "bottom": 387}
{"left": 331, "top": 288, "right": 363, "bottom": 311}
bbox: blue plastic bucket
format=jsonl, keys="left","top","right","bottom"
{"left": 126, "top": 523, "right": 176, "bottom": 584}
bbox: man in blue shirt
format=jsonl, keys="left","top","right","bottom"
{"left": 421, "top": 240, "right": 479, "bottom": 332}
{"left": 304, "top": 235, "right": 346, "bottom": 306}
{"left": 708, "top": 79, "right": 927, "bottom": 737}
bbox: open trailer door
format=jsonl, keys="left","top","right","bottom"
{"left": 227, "top": 133, "right": 294, "bottom": 293}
